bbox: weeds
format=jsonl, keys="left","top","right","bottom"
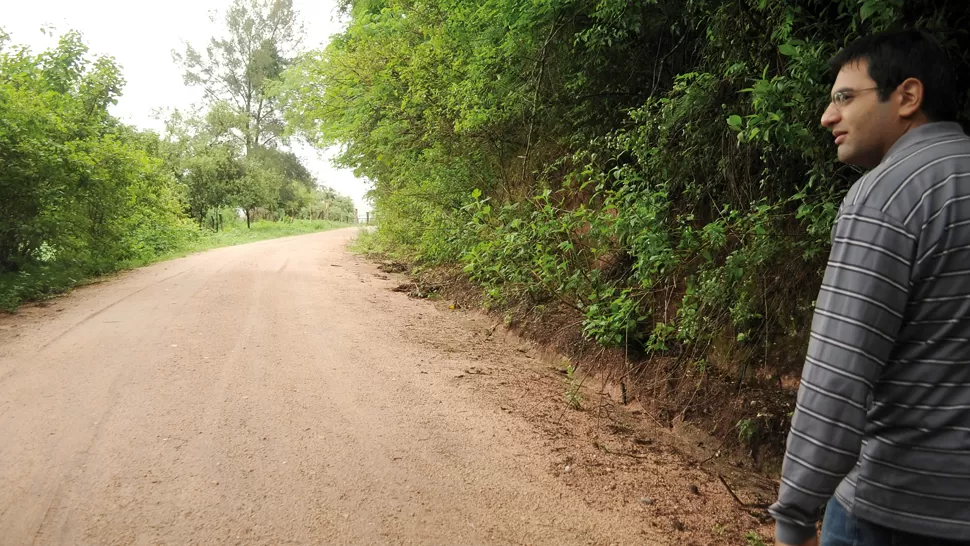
{"left": 563, "top": 361, "right": 584, "bottom": 410}
{"left": 737, "top": 418, "right": 759, "bottom": 446}
{"left": 744, "top": 530, "right": 768, "bottom": 546}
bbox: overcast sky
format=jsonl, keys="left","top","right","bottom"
{"left": 3, "top": 0, "right": 373, "bottom": 213}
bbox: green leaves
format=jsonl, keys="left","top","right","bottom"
{"left": 177, "top": 0, "right": 301, "bottom": 153}
{"left": 0, "top": 31, "right": 190, "bottom": 295}
{"left": 282, "top": 0, "right": 970, "bottom": 387}
{"left": 859, "top": 0, "right": 877, "bottom": 21}
{"left": 778, "top": 43, "right": 797, "bottom": 57}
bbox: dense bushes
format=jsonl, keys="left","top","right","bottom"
{"left": 0, "top": 32, "right": 194, "bottom": 281}
{"left": 286, "top": 0, "right": 970, "bottom": 394}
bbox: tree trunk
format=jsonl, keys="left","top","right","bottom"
{"left": 246, "top": 208, "right": 252, "bottom": 229}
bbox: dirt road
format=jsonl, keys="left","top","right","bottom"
{"left": 0, "top": 228, "right": 774, "bottom": 545}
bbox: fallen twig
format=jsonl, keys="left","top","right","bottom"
{"left": 718, "top": 474, "right": 771, "bottom": 509}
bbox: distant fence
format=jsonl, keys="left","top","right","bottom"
{"left": 235, "top": 208, "right": 376, "bottom": 225}
{"left": 355, "top": 211, "right": 378, "bottom": 225}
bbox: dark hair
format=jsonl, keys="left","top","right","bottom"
{"left": 829, "top": 29, "right": 958, "bottom": 122}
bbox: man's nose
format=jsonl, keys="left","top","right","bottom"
{"left": 821, "top": 103, "right": 840, "bottom": 129}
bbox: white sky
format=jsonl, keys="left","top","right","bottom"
{"left": 3, "top": 0, "right": 373, "bottom": 213}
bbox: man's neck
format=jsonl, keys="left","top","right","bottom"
{"left": 877, "top": 116, "right": 932, "bottom": 165}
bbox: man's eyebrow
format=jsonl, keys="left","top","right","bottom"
{"left": 831, "top": 87, "right": 854, "bottom": 94}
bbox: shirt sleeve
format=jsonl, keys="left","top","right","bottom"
{"left": 770, "top": 204, "right": 916, "bottom": 544}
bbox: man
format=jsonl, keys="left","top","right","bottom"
{"left": 770, "top": 30, "right": 970, "bottom": 546}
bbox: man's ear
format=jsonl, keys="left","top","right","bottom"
{"left": 897, "top": 77, "right": 925, "bottom": 118}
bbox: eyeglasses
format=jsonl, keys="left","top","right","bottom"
{"left": 829, "top": 87, "right": 882, "bottom": 110}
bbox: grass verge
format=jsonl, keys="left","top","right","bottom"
{"left": 0, "top": 219, "right": 353, "bottom": 312}
{"left": 144, "top": 219, "right": 354, "bottom": 263}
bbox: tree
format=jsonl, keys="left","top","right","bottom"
{"left": 175, "top": 0, "right": 303, "bottom": 155}
{"left": 248, "top": 146, "right": 317, "bottom": 216}
{"left": 0, "top": 31, "right": 188, "bottom": 277}
{"left": 317, "top": 186, "right": 356, "bottom": 223}
{"left": 235, "top": 157, "right": 284, "bottom": 228}
{"left": 170, "top": 0, "right": 337, "bottom": 229}
{"left": 162, "top": 109, "right": 243, "bottom": 226}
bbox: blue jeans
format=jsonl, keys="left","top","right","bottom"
{"left": 821, "top": 497, "right": 970, "bottom": 546}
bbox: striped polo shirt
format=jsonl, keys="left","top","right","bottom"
{"left": 770, "top": 121, "right": 970, "bottom": 543}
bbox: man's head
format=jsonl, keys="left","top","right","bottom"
{"left": 821, "top": 29, "right": 957, "bottom": 168}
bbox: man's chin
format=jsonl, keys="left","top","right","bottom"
{"left": 837, "top": 147, "right": 855, "bottom": 165}
{"left": 837, "top": 147, "right": 872, "bottom": 168}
